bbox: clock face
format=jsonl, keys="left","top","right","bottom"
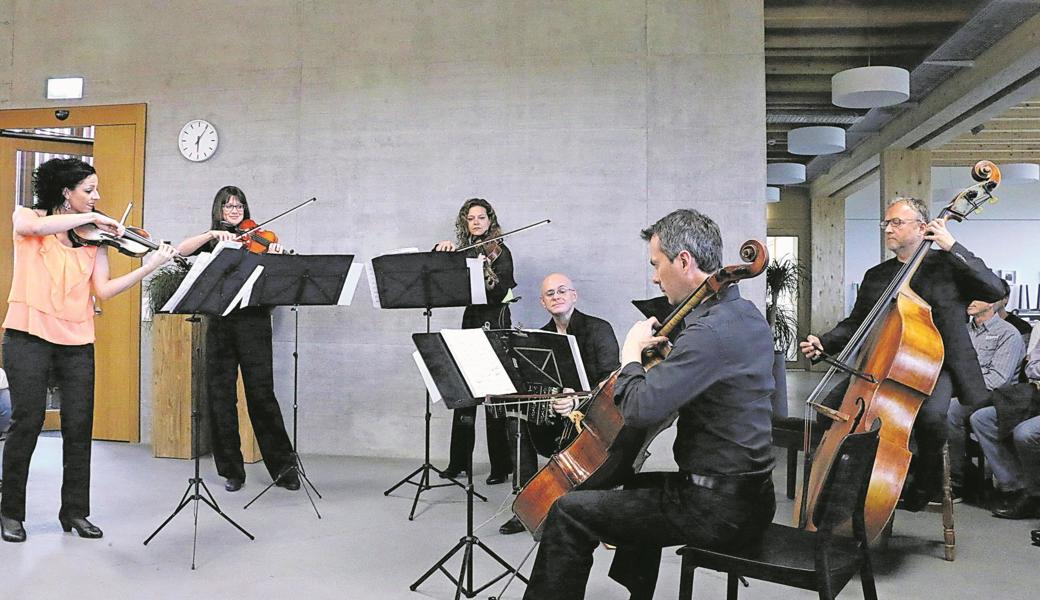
{"left": 178, "top": 119, "right": 219, "bottom": 162}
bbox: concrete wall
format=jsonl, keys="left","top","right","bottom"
{"left": 845, "top": 168, "right": 1040, "bottom": 314}
{"left": 1, "top": 1, "right": 767, "bottom": 462}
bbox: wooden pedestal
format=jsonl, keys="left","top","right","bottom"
{"left": 151, "top": 314, "right": 261, "bottom": 463}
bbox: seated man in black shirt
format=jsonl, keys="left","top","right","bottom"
{"left": 498, "top": 273, "right": 620, "bottom": 535}
{"left": 521, "top": 209, "right": 776, "bottom": 600}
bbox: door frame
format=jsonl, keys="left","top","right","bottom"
{"left": 0, "top": 103, "right": 147, "bottom": 441}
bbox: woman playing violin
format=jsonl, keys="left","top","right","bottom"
{"left": 176, "top": 186, "right": 297, "bottom": 493}
{"left": 1, "top": 158, "right": 177, "bottom": 543}
{"left": 434, "top": 198, "right": 516, "bottom": 484}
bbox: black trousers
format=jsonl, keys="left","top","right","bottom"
{"left": 447, "top": 304, "right": 512, "bottom": 475}
{"left": 1, "top": 330, "right": 95, "bottom": 521}
{"left": 205, "top": 311, "right": 294, "bottom": 482}
{"left": 522, "top": 471, "right": 776, "bottom": 600}
{"left": 821, "top": 369, "right": 954, "bottom": 497}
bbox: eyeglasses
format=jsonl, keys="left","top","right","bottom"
{"left": 543, "top": 287, "right": 574, "bottom": 299}
{"left": 879, "top": 218, "right": 921, "bottom": 229}
{"left": 223, "top": 203, "right": 244, "bottom": 211}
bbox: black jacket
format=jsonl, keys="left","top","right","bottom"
{"left": 540, "top": 309, "right": 620, "bottom": 389}
{"left": 820, "top": 242, "right": 1005, "bottom": 409}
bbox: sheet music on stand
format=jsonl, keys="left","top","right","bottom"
{"left": 411, "top": 328, "right": 588, "bottom": 412}
{"left": 368, "top": 249, "right": 486, "bottom": 309}
{"left": 159, "top": 243, "right": 362, "bottom": 315}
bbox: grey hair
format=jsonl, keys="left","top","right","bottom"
{"left": 640, "top": 209, "right": 722, "bottom": 272}
{"left": 888, "top": 197, "right": 929, "bottom": 223}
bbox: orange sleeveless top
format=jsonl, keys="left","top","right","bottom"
{"left": 3, "top": 233, "right": 98, "bottom": 345}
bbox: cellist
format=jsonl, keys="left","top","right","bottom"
{"left": 800, "top": 197, "right": 1005, "bottom": 511}
{"left": 522, "top": 209, "right": 776, "bottom": 600}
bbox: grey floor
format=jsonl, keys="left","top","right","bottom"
{"left": 1, "top": 372, "right": 1037, "bottom": 599}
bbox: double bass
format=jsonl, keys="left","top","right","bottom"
{"left": 512, "top": 240, "right": 768, "bottom": 538}
{"left": 795, "top": 160, "right": 1001, "bottom": 542}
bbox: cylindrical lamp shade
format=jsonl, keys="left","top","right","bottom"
{"left": 767, "top": 162, "right": 806, "bottom": 185}
{"left": 1000, "top": 163, "right": 1040, "bottom": 184}
{"left": 766, "top": 186, "right": 780, "bottom": 203}
{"left": 788, "top": 126, "right": 846, "bottom": 155}
{"left": 832, "top": 66, "right": 910, "bottom": 108}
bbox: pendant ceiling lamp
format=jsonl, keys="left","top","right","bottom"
{"left": 832, "top": 66, "right": 909, "bottom": 108}
{"left": 766, "top": 186, "right": 780, "bottom": 203}
{"left": 1000, "top": 163, "right": 1040, "bottom": 184}
{"left": 767, "top": 162, "right": 806, "bottom": 185}
{"left": 788, "top": 126, "right": 846, "bottom": 155}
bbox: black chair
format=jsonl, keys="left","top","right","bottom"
{"left": 676, "top": 421, "right": 880, "bottom": 600}
{"left": 772, "top": 416, "right": 824, "bottom": 499}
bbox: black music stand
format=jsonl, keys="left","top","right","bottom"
{"left": 410, "top": 331, "right": 526, "bottom": 599}
{"left": 240, "top": 252, "right": 358, "bottom": 518}
{"left": 144, "top": 247, "right": 260, "bottom": 569}
{"left": 376, "top": 251, "right": 489, "bottom": 519}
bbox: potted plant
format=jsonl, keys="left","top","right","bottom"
{"left": 146, "top": 264, "right": 189, "bottom": 315}
{"left": 765, "top": 258, "right": 807, "bottom": 417}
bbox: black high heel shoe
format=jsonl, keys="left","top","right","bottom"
{"left": 59, "top": 516, "right": 103, "bottom": 539}
{"left": 1, "top": 515, "right": 26, "bottom": 543}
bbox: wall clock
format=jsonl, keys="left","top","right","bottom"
{"left": 178, "top": 119, "right": 219, "bottom": 162}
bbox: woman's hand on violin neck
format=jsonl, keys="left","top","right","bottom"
{"left": 434, "top": 240, "right": 456, "bottom": 252}
{"left": 92, "top": 212, "right": 124, "bottom": 237}
{"left": 144, "top": 242, "right": 178, "bottom": 271}
{"left": 621, "top": 317, "right": 668, "bottom": 366}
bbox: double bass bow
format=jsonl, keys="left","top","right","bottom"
{"left": 795, "top": 160, "right": 1001, "bottom": 542}
{"left": 512, "top": 239, "right": 768, "bottom": 538}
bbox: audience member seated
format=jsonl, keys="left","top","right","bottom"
{"left": 969, "top": 332, "right": 1040, "bottom": 519}
{"left": 947, "top": 292, "right": 1026, "bottom": 498}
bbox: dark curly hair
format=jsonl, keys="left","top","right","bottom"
{"left": 209, "top": 185, "right": 251, "bottom": 230}
{"left": 31, "top": 158, "right": 97, "bottom": 214}
{"left": 453, "top": 198, "right": 503, "bottom": 246}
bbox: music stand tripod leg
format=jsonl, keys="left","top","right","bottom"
{"left": 409, "top": 450, "right": 523, "bottom": 597}
{"left": 243, "top": 306, "right": 322, "bottom": 518}
{"left": 144, "top": 388, "right": 253, "bottom": 569}
{"left": 384, "top": 308, "right": 484, "bottom": 519}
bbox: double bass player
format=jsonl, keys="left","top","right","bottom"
{"left": 801, "top": 196, "right": 1005, "bottom": 511}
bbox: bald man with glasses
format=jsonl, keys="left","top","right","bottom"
{"left": 498, "top": 273, "right": 620, "bottom": 535}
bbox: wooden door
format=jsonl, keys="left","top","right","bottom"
{"left": 0, "top": 104, "right": 147, "bottom": 441}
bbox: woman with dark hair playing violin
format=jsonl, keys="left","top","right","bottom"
{"left": 1, "top": 158, "right": 177, "bottom": 543}
{"left": 176, "top": 186, "right": 297, "bottom": 493}
{"left": 433, "top": 198, "right": 516, "bottom": 484}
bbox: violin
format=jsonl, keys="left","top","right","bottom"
{"left": 69, "top": 212, "right": 189, "bottom": 269}
{"left": 222, "top": 218, "right": 280, "bottom": 254}
{"left": 221, "top": 197, "right": 316, "bottom": 254}
{"left": 452, "top": 219, "right": 551, "bottom": 287}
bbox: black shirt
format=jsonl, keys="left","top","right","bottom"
{"left": 540, "top": 309, "right": 620, "bottom": 389}
{"left": 613, "top": 285, "right": 775, "bottom": 477}
{"left": 820, "top": 242, "right": 1005, "bottom": 409}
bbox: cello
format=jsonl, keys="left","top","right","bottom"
{"left": 512, "top": 240, "right": 768, "bottom": 538}
{"left": 795, "top": 160, "right": 1001, "bottom": 542}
